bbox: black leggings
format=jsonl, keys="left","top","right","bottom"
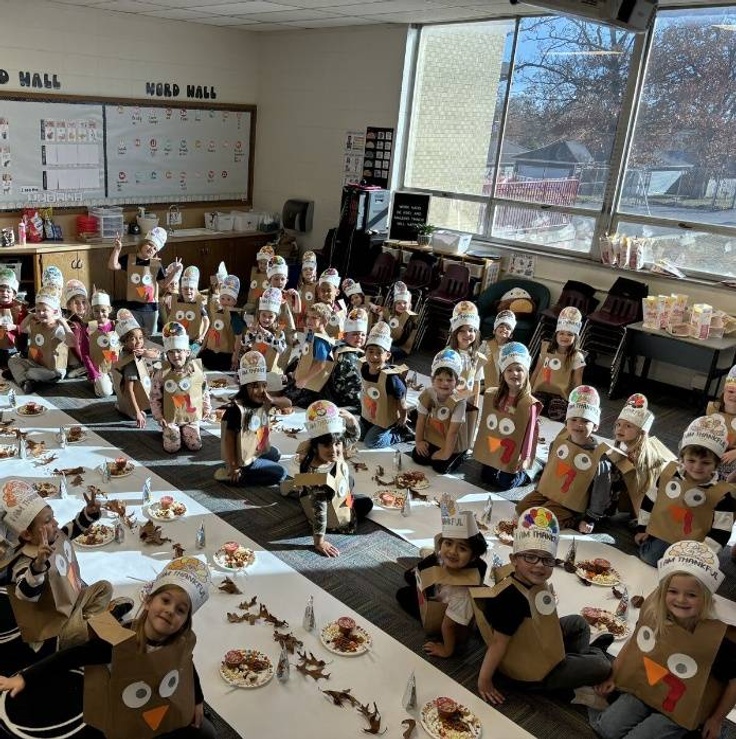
{"left": 411, "top": 442, "right": 466, "bottom": 475}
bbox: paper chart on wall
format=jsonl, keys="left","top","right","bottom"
{"left": 343, "top": 129, "right": 365, "bottom": 186}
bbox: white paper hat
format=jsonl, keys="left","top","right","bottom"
{"left": 42, "top": 265, "right": 64, "bottom": 290}
{"left": 556, "top": 306, "right": 583, "bottom": 336}
{"left": 267, "top": 256, "right": 288, "bottom": 279}
{"left": 618, "top": 393, "right": 654, "bottom": 433}
{"left": 441, "top": 510, "right": 480, "bottom": 540}
{"left": 680, "top": 415, "right": 728, "bottom": 457}
{"left": 91, "top": 289, "right": 111, "bottom": 308}
{"left": 239, "top": 350, "right": 267, "bottom": 386}
{"left": 494, "top": 309, "right": 517, "bottom": 332}
{"left": 149, "top": 556, "right": 211, "bottom": 614}
{"left": 115, "top": 308, "right": 141, "bottom": 338}
{"left": 305, "top": 400, "right": 345, "bottom": 439}
{"left": 302, "top": 251, "right": 317, "bottom": 268}
{"left": 366, "top": 321, "right": 392, "bottom": 352}
{"left": 658, "top": 540, "right": 723, "bottom": 593}
{"left": 319, "top": 268, "right": 340, "bottom": 288}
{"left": 162, "top": 321, "right": 190, "bottom": 352}
{"left": 0, "top": 267, "right": 18, "bottom": 293}
{"left": 220, "top": 275, "right": 241, "bottom": 301}
{"left": 144, "top": 227, "right": 168, "bottom": 252}
{"left": 725, "top": 366, "right": 736, "bottom": 387}
{"left": 35, "top": 286, "right": 60, "bottom": 312}
{"left": 344, "top": 307, "right": 368, "bottom": 334}
{"left": 393, "top": 281, "right": 411, "bottom": 304}
{"left": 343, "top": 280, "right": 364, "bottom": 298}
{"left": 256, "top": 245, "right": 275, "bottom": 262}
{"left": 215, "top": 262, "right": 228, "bottom": 283}
{"left": 180, "top": 266, "right": 200, "bottom": 290}
{"left": 513, "top": 507, "right": 560, "bottom": 556}
{"left": 450, "top": 301, "right": 480, "bottom": 332}
{"left": 259, "top": 287, "right": 283, "bottom": 314}
{"left": 499, "top": 341, "right": 531, "bottom": 373}
{"left": 1, "top": 480, "right": 47, "bottom": 535}
{"left": 566, "top": 385, "right": 601, "bottom": 425}
{"left": 63, "top": 279, "right": 88, "bottom": 306}
{"left": 431, "top": 348, "right": 463, "bottom": 377}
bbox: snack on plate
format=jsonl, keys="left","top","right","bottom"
{"left": 108, "top": 459, "right": 134, "bottom": 477}
{"left": 581, "top": 607, "right": 630, "bottom": 639}
{"left": 493, "top": 519, "right": 515, "bottom": 545}
{"left": 0, "top": 445, "right": 17, "bottom": 459}
{"left": 149, "top": 498, "right": 187, "bottom": 521}
{"left": 209, "top": 378, "right": 229, "bottom": 389}
{"left": 75, "top": 524, "right": 114, "bottom": 548}
{"left": 214, "top": 542, "right": 256, "bottom": 570}
{"left": 33, "top": 481, "right": 59, "bottom": 498}
{"left": 420, "top": 698, "right": 482, "bottom": 739}
{"left": 575, "top": 559, "right": 621, "bottom": 586}
{"left": 374, "top": 490, "right": 406, "bottom": 510}
{"left": 219, "top": 649, "right": 274, "bottom": 689}
{"left": 320, "top": 619, "right": 372, "bottom": 656}
{"left": 66, "top": 426, "right": 86, "bottom": 442}
{"left": 18, "top": 402, "right": 44, "bottom": 416}
{"left": 395, "top": 470, "right": 429, "bottom": 490}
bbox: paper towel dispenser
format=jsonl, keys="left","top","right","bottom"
{"left": 282, "top": 199, "right": 314, "bottom": 232}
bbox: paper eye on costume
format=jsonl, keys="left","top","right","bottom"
{"left": 665, "top": 480, "right": 681, "bottom": 499}
{"left": 683, "top": 488, "right": 706, "bottom": 507}
{"left": 534, "top": 589, "right": 556, "bottom": 616}
{"left": 574, "top": 453, "right": 592, "bottom": 471}
{"left": 213, "top": 319, "right": 224, "bottom": 330}
{"left": 366, "top": 387, "right": 380, "bottom": 400}
{"left": 262, "top": 280, "right": 270, "bottom": 289}
{"left": 329, "top": 315, "right": 340, "bottom": 326}
{"left": 142, "top": 274, "right": 153, "bottom": 285}
{"left": 250, "top": 280, "right": 258, "bottom": 289}
{"left": 543, "top": 358, "right": 550, "bottom": 368}
{"left": 305, "top": 292, "right": 313, "bottom": 302}
{"left": 556, "top": 444, "right": 570, "bottom": 460}
{"left": 667, "top": 653, "right": 698, "bottom": 679}
{"left": 249, "top": 415, "right": 261, "bottom": 431}
{"left": 179, "top": 378, "right": 191, "bottom": 391}
{"left": 389, "top": 317, "right": 399, "bottom": 329}
{"left": 55, "top": 553, "right": 68, "bottom": 577}
{"left": 185, "top": 310, "right": 195, "bottom": 321}
{"left": 301, "top": 344, "right": 310, "bottom": 355}
{"left": 338, "top": 479, "right": 349, "bottom": 496}
{"left": 142, "top": 377, "right": 151, "bottom": 389}
{"left": 130, "top": 274, "right": 142, "bottom": 284}
{"left": 499, "top": 418, "right": 516, "bottom": 436}
{"left": 338, "top": 461, "right": 349, "bottom": 479}
{"left": 97, "top": 335, "right": 110, "bottom": 348}
{"left": 34, "top": 334, "right": 44, "bottom": 346}
{"left": 122, "top": 681, "right": 152, "bottom": 709}
{"left": 159, "top": 669, "right": 180, "bottom": 698}
{"left": 175, "top": 310, "right": 185, "bottom": 320}
{"left": 437, "top": 407, "right": 451, "bottom": 421}
{"left": 549, "top": 358, "right": 562, "bottom": 370}
{"left": 636, "top": 625, "right": 655, "bottom": 653}
{"left": 64, "top": 541, "right": 73, "bottom": 560}
{"left": 164, "top": 379, "right": 177, "bottom": 393}
{"left": 110, "top": 336, "right": 120, "bottom": 348}
{"left": 486, "top": 414, "right": 499, "bottom": 431}
{"left": 466, "top": 378, "right": 474, "bottom": 389}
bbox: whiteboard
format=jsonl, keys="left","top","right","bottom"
{"left": 0, "top": 100, "right": 106, "bottom": 207}
{"left": 105, "top": 104, "right": 251, "bottom": 202}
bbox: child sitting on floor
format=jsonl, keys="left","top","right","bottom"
{"left": 325, "top": 307, "right": 367, "bottom": 408}
{"left": 297, "top": 250, "right": 319, "bottom": 329}
{"left": 383, "top": 281, "right": 417, "bottom": 361}
{"left": 63, "top": 279, "right": 93, "bottom": 380}
{"left": 246, "top": 244, "right": 275, "bottom": 307}
{"left": 0, "top": 267, "right": 27, "bottom": 370}
{"left": 480, "top": 310, "right": 515, "bottom": 389}
{"left": 266, "top": 255, "right": 300, "bottom": 355}
{"left": 170, "top": 266, "right": 209, "bottom": 355}
{"left": 316, "top": 267, "right": 346, "bottom": 340}
{"left": 707, "top": 365, "right": 736, "bottom": 483}
{"left": 447, "top": 301, "right": 485, "bottom": 408}
{"left": 86, "top": 288, "right": 119, "bottom": 398}
{"left": 199, "top": 275, "right": 245, "bottom": 372}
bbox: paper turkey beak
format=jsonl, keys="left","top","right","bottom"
{"left": 555, "top": 459, "right": 572, "bottom": 478}
{"left": 103, "top": 350, "right": 117, "bottom": 363}
{"left": 487, "top": 437, "right": 501, "bottom": 453}
{"left": 643, "top": 656, "right": 668, "bottom": 686}
{"left": 142, "top": 704, "right": 169, "bottom": 731}
{"left": 172, "top": 394, "right": 189, "bottom": 408}
{"left": 543, "top": 367, "right": 551, "bottom": 383}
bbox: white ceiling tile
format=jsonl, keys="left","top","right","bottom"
{"left": 327, "top": 0, "right": 432, "bottom": 15}
{"left": 281, "top": 16, "right": 379, "bottom": 26}
{"left": 239, "top": 21, "right": 296, "bottom": 29}
{"left": 189, "top": 1, "right": 291, "bottom": 11}
{"left": 246, "top": 8, "right": 337, "bottom": 20}
{"left": 367, "top": 5, "right": 494, "bottom": 20}
{"left": 143, "top": 7, "right": 215, "bottom": 18}
{"left": 93, "top": 0, "right": 169, "bottom": 10}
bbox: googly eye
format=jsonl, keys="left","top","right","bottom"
{"left": 549, "top": 358, "right": 562, "bottom": 370}
{"left": 34, "top": 334, "right": 45, "bottom": 346}
{"left": 130, "top": 274, "right": 141, "bottom": 284}
{"left": 389, "top": 317, "right": 399, "bottom": 329}
{"left": 250, "top": 280, "right": 258, "bottom": 289}
{"left": 486, "top": 414, "right": 499, "bottom": 431}
{"left": 338, "top": 479, "right": 349, "bottom": 496}
{"left": 665, "top": 480, "right": 681, "bottom": 499}
{"left": 122, "top": 681, "right": 152, "bottom": 709}
{"left": 158, "top": 669, "right": 180, "bottom": 698}
{"left": 179, "top": 378, "right": 191, "bottom": 391}
{"left": 636, "top": 625, "right": 655, "bottom": 653}
{"left": 142, "top": 274, "right": 153, "bottom": 285}
{"left": 97, "top": 335, "right": 109, "bottom": 348}
{"left": 556, "top": 444, "right": 570, "bottom": 460}
{"left": 185, "top": 310, "right": 195, "bottom": 321}
{"left": 684, "top": 487, "right": 706, "bottom": 507}
{"left": 142, "top": 377, "right": 151, "bottom": 389}
{"left": 466, "top": 378, "right": 474, "bottom": 389}
{"left": 534, "top": 590, "right": 556, "bottom": 615}
{"left": 213, "top": 319, "right": 224, "bottom": 330}
{"left": 437, "top": 407, "right": 450, "bottom": 421}
{"left": 55, "top": 553, "right": 68, "bottom": 577}
{"left": 164, "top": 379, "right": 177, "bottom": 393}
{"left": 175, "top": 310, "right": 185, "bottom": 320}
{"left": 329, "top": 315, "right": 340, "bottom": 326}
{"left": 499, "top": 418, "right": 516, "bottom": 436}
{"left": 304, "top": 291, "right": 313, "bottom": 302}
{"left": 64, "top": 541, "right": 73, "bottom": 560}
{"left": 574, "top": 453, "right": 592, "bottom": 471}
{"left": 109, "top": 335, "right": 120, "bottom": 348}
{"left": 667, "top": 653, "right": 698, "bottom": 680}
{"left": 338, "top": 461, "right": 349, "bottom": 479}
{"left": 262, "top": 280, "right": 270, "bottom": 289}
{"left": 456, "top": 378, "right": 467, "bottom": 391}
{"left": 543, "top": 358, "right": 550, "bottom": 368}
{"left": 367, "top": 387, "right": 380, "bottom": 400}
{"left": 249, "top": 415, "right": 261, "bottom": 431}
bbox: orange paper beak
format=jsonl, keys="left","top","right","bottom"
{"left": 555, "top": 459, "right": 572, "bottom": 478}
{"left": 365, "top": 397, "right": 377, "bottom": 420}
{"left": 487, "top": 437, "right": 502, "bottom": 453}
{"left": 103, "top": 350, "right": 118, "bottom": 364}
{"left": 644, "top": 656, "right": 668, "bottom": 686}
{"left": 142, "top": 704, "right": 169, "bottom": 731}
{"left": 29, "top": 347, "right": 42, "bottom": 363}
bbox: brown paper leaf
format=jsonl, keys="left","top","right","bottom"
{"left": 218, "top": 577, "right": 242, "bottom": 595}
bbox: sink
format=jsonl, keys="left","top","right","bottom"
{"left": 171, "top": 228, "right": 221, "bottom": 237}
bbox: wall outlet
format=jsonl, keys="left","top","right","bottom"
{"left": 167, "top": 211, "right": 183, "bottom": 226}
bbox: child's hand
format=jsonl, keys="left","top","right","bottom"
{"left": 83, "top": 489, "right": 101, "bottom": 518}
{"left": 478, "top": 676, "right": 504, "bottom": 705}
{"left": 113, "top": 234, "right": 122, "bottom": 252}
{"left": 423, "top": 640, "right": 452, "bottom": 658}
{"left": 158, "top": 418, "right": 168, "bottom": 431}
{"left": 191, "top": 703, "right": 204, "bottom": 729}
{"left": 227, "top": 466, "right": 241, "bottom": 483}
{"left": 415, "top": 440, "right": 430, "bottom": 457}
{"left": 702, "top": 714, "right": 725, "bottom": 739}
{"left": 0, "top": 674, "right": 25, "bottom": 697}
{"left": 634, "top": 532, "right": 648, "bottom": 545}
{"left": 167, "top": 258, "right": 183, "bottom": 276}
{"left": 578, "top": 520, "right": 594, "bottom": 534}
{"left": 722, "top": 449, "right": 736, "bottom": 464}
{"left": 135, "top": 411, "right": 147, "bottom": 429}
{"left": 144, "top": 348, "right": 161, "bottom": 360}
{"left": 315, "top": 540, "right": 340, "bottom": 558}
{"left": 594, "top": 677, "right": 616, "bottom": 696}
{"left": 33, "top": 541, "right": 52, "bottom": 571}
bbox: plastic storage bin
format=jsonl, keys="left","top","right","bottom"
{"left": 89, "top": 207, "right": 124, "bottom": 240}
{"left": 216, "top": 212, "right": 234, "bottom": 231}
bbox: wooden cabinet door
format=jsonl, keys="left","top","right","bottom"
{"left": 37, "top": 251, "right": 81, "bottom": 289}
{"left": 84, "top": 249, "right": 115, "bottom": 296}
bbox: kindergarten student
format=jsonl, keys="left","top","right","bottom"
{"left": 396, "top": 510, "right": 487, "bottom": 658}
{"left": 215, "top": 351, "right": 290, "bottom": 487}
{"left": 383, "top": 281, "right": 417, "bottom": 360}
{"left": 590, "top": 541, "right": 736, "bottom": 739}
{"left": 531, "top": 306, "right": 586, "bottom": 421}
{"left": 291, "top": 400, "right": 372, "bottom": 558}
{"left": 246, "top": 244, "right": 275, "bottom": 307}
{"left": 8, "top": 287, "right": 75, "bottom": 394}
{"left": 87, "top": 289, "right": 119, "bottom": 398}
{"left": 159, "top": 258, "right": 182, "bottom": 327}
{"left": 480, "top": 310, "right": 516, "bottom": 389}
{"left": 199, "top": 275, "right": 245, "bottom": 372}
{"left": 0, "top": 556, "right": 217, "bottom": 739}
{"left": 707, "top": 365, "right": 736, "bottom": 482}
{"left": 316, "top": 267, "right": 346, "bottom": 340}
{"left": 297, "top": 250, "right": 319, "bottom": 328}
{"left": 325, "top": 307, "right": 367, "bottom": 408}
{"left": 474, "top": 342, "right": 541, "bottom": 491}
{"left": 63, "top": 279, "right": 93, "bottom": 380}
{"left": 170, "top": 266, "right": 209, "bottom": 355}
{"left": 0, "top": 267, "right": 27, "bottom": 369}
{"left": 636, "top": 415, "right": 736, "bottom": 567}
{"left": 412, "top": 348, "right": 470, "bottom": 474}
{"left": 473, "top": 508, "right": 612, "bottom": 705}
{"left": 150, "top": 322, "right": 212, "bottom": 454}
{"left": 515, "top": 386, "right": 611, "bottom": 533}
{"left": 360, "top": 321, "right": 410, "bottom": 449}
{"left": 288, "top": 303, "right": 335, "bottom": 403}
{"left": 448, "top": 301, "right": 485, "bottom": 407}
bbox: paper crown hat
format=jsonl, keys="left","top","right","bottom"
{"left": 513, "top": 506, "right": 560, "bottom": 556}
{"left": 342, "top": 279, "right": 363, "bottom": 297}
{"left": 1, "top": 479, "right": 47, "bottom": 535}
{"left": 726, "top": 366, "right": 736, "bottom": 386}
{"left": 42, "top": 265, "right": 64, "bottom": 289}
{"left": 344, "top": 307, "right": 368, "bottom": 333}
{"left": 393, "top": 281, "right": 411, "bottom": 304}
{"left": 658, "top": 540, "right": 723, "bottom": 593}
{"left": 220, "top": 275, "right": 241, "bottom": 300}
{"left": 35, "top": 286, "right": 60, "bottom": 311}
{"left": 91, "top": 288, "right": 111, "bottom": 308}
{"left": 63, "top": 279, "right": 88, "bottom": 305}
{"left": 441, "top": 510, "right": 480, "bottom": 540}
{"left": 450, "top": 300, "right": 480, "bottom": 332}
{"left": 366, "top": 321, "right": 392, "bottom": 352}
{"left": 259, "top": 287, "right": 283, "bottom": 314}
{"left": 215, "top": 262, "right": 228, "bottom": 283}
{"left": 499, "top": 341, "right": 531, "bottom": 373}
{"left": 267, "top": 256, "right": 288, "bottom": 278}
{"left": 494, "top": 309, "right": 517, "bottom": 332}
{"left": 238, "top": 350, "right": 267, "bottom": 385}
{"left": 256, "top": 244, "right": 275, "bottom": 262}
{"left": 566, "top": 385, "right": 601, "bottom": 425}
{"left": 115, "top": 308, "right": 141, "bottom": 338}
{"left": 431, "top": 348, "right": 463, "bottom": 377}
{"left": 305, "top": 400, "right": 345, "bottom": 439}
{"left": 180, "top": 265, "right": 200, "bottom": 290}
{"left": 143, "top": 226, "right": 168, "bottom": 252}
{"left": 618, "top": 393, "right": 654, "bottom": 433}
{"left": 0, "top": 267, "right": 18, "bottom": 293}
{"left": 556, "top": 306, "right": 583, "bottom": 336}
{"left": 162, "top": 321, "right": 190, "bottom": 352}
{"left": 319, "top": 267, "right": 340, "bottom": 288}
{"left": 149, "top": 556, "right": 211, "bottom": 614}
{"left": 301, "top": 250, "right": 317, "bottom": 268}
{"left": 680, "top": 415, "right": 728, "bottom": 457}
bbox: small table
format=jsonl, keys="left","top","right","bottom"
{"left": 612, "top": 321, "right": 736, "bottom": 406}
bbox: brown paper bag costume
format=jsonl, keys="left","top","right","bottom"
{"left": 112, "top": 354, "right": 152, "bottom": 417}
{"left": 416, "top": 564, "right": 483, "bottom": 634}
{"left": 220, "top": 403, "right": 271, "bottom": 467}
{"left": 324, "top": 304, "right": 347, "bottom": 340}
{"left": 246, "top": 267, "right": 270, "bottom": 306}
{"left": 204, "top": 307, "right": 237, "bottom": 354}
{"left": 0, "top": 303, "right": 23, "bottom": 350}
{"left": 294, "top": 331, "right": 335, "bottom": 392}
{"left": 161, "top": 360, "right": 205, "bottom": 425}
{"left": 288, "top": 458, "right": 354, "bottom": 531}
{"left": 532, "top": 341, "right": 575, "bottom": 399}
{"left": 170, "top": 298, "right": 204, "bottom": 344}
{"left": 361, "top": 363, "right": 408, "bottom": 429}
{"left": 387, "top": 310, "right": 418, "bottom": 353}
{"left": 419, "top": 389, "right": 469, "bottom": 453}
{"left": 88, "top": 322, "right": 119, "bottom": 374}
{"left": 28, "top": 321, "right": 68, "bottom": 371}
{"left": 84, "top": 613, "right": 196, "bottom": 739}
{"left": 298, "top": 282, "right": 318, "bottom": 327}
{"left": 125, "top": 259, "right": 161, "bottom": 305}
{"left": 483, "top": 339, "right": 502, "bottom": 388}
{"left": 250, "top": 331, "right": 285, "bottom": 373}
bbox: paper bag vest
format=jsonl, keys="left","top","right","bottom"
{"left": 483, "top": 339, "right": 502, "bottom": 389}
{"left": 706, "top": 402, "right": 736, "bottom": 449}
{"left": 0, "top": 302, "right": 23, "bottom": 349}
{"left": 170, "top": 298, "right": 204, "bottom": 343}
{"left": 646, "top": 462, "right": 733, "bottom": 544}
{"left": 8, "top": 532, "right": 83, "bottom": 643}
{"left": 88, "top": 322, "right": 120, "bottom": 374}
{"left": 126, "top": 259, "right": 161, "bottom": 304}
{"left": 361, "top": 364, "right": 406, "bottom": 429}
{"left": 28, "top": 321, "right": 68, "bottom": 371}
{"left": 294, "top": 457, "right": 354, "bottom": 531}
{"left": 471, "top": 576, "right": 564, "bottom": 682}
{"left": 246, "top": 266, "right": 270, "bottom": 305}
{"left": 84, "top": 613, "right": 196, "bottom": 739}
{"left": 298, "top": 281, "right": 318, "bottom": 323}
{"left": 418, "top": 389, "right": 469, "bottom": 453}
{"left": 324, "top": 304, "right": 346, "bottom": 340}
{"left": 536, "top": 431, "right": 607, "bottom": 513}
{"left": 221, "top": 403, "right": 271, "bottom": 467}
{"left": 249, "top": 330, "right": 284, "bottom": 373}
{"left": 112, "top": 354, "right": 152, "bottom": 416}
{"left": 278, "top": 299, "right": 296, "bottom": 335}
{"left": 416, "top": 558, "right": 484, "bottom": 634}
{"left": 532, "top": 341, "right": 575, "bottom": 398}
{"left": 294, "top": 331, "right": 335, "bottom": 392}
{"left": 457, "top": 349, "right": 486, "bottom": 396}
{"left": 474, "top": 391, "right": 540, "bottom": 473}
{"left": 387, "top": 310, "right": 417, "bottom": 351}
{"left": 615, "top": 595, "right": 729, "bottom": 730}
{"left": 162, "top": 360, "right": 205, "bottom": 425}
{"left": 204, "top": 307, "right": 236, "bottom": 354}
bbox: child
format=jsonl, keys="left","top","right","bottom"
{"left": 474, "top": 342, "right": 541, "bottom": 491}
{"left": 397, "top": 510, "right": 487, "bottom": 658}
{"left": 150, "top": 322, "right": 212, "bottom": 454}
{"left": 265, "top": 257, "right": 300, "bottom": 362}
{"left": 316, "top": 267, "right": 346, "bottom": 340}
{"left": 3, "top": 479, "right": 113, "bottom": 650}
{"left": 41, "top": 264, "right": 64, "bottom": 294}
{"left": 87, "top": 288, "right": 119, "bottom": 398}
{"left": 413, "top": 348, "right": 470, "bottom": 474}
{"left": 531, "top": 306, "right": 586, "bottom": 421}
{"left": 473, "top": 507, "right": 611, "bottom": 705}
{"left": 590, "top": 541, "right": 736, "bottom": 739}
{"left": 0, "top": 267, "right": 27, "bottom": 369}
{"left": 170, "top": 266, "right": 209, "bottom": 355}
{"left": 159, "top": 258, "right": 182, "bottom": 327}
{"left": 325, "top": 307, "right": 367, "bottom": 408}
{"left": 0, "top": 556, "right": 217, "bottom": 739}
{"left": 215, "top": 351, "right": 290, "bottom": 486}
{"left": 288, "top": 303, "right": 335, "bottom": 404}
{"left": 515, "top": 385, "right": 612, "bottom": 533}
{"left": 481, "top": 310, "right": 516, "bottom": 389}
{"left": 384, "top": 281, "right": 417, "bottom": 360}
{"left": 290, "top": 400, "right": 372, "bottom": 558}
{"left": 108, "top": 227, "right": 181, "bottom": 336}
{"left": 63, "top": 279, "right": 93, "bottom": 380}
{"left": 246, "top": 244, "right": 275, "bottom": 307}
{"left": 360, "top": 321, "right": 410, "bottom": 449}
{"left": 605, "top": 393, "right": 675, "bottom": 516}
{"left": 636, "top": 415, "right": 736, "bottom": 567}
{"left": 297, "top": 250, "right": 319, "bottom": 329}
{"left": 706, "top": 365, "right": 736, "bottom": 482}
{"left": 448, "top": 300, "right": 485, "bottom": 407}
{"left": 8, "top": 287, "right": 75, "bottom": 394}
{"left": 199, "top": 274, "right": 245, "bottom": 372}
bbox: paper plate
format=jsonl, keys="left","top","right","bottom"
{"left": 319, "top": 620, "right": 372, "bottom": 656}
{"left": 147, "top": 500, "right": 187, "bottom": 522}
{"left": 372, "top": 490, "right": 406, "bottom": 510}
{"left": 420, "top": 699, "right": 482, "bottom": 739}
{"left": 16, "top": 404, "right": 46, "bottom": 417}
{"left": 575, "top": 561, "right": 622, "bottom": 587}
{"left": 74, "top": 524, "right": 115, "bottom": 548}
{"left": 107, "top": 462, "right": 135, "bottom": 479}
{"left": 219, "top": 649, "right": 274, "bottom": 689}
{"left": 213, "top": 543, "right": 256, "bottom": 571}
{"left": 580, "top": 607, "right": 631, "bottom": 641}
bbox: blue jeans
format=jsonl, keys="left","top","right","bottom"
{"left": 481, "top": 465, "right": 529, "bottom": 491}
{"left": 361, "top": 418, "right": 402, "bottom": 449}
{"left": 239, "top": 446, "right": 287, "bottom": 486}
{"left": 589, "top": 692, "right": 693, "bottom": 739}
{"left": 638, "top": 535, "right": 670, "bottom": 567}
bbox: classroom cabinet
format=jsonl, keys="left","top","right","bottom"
{"left": 36, "top": 248, "right": 115, "bottom": 298}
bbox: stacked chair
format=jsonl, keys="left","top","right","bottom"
{"left": 355, "top": 252, "right": 398, "bottom": 299}
{"left": 415, "top": 263, "right": 471, "bottom": 349}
